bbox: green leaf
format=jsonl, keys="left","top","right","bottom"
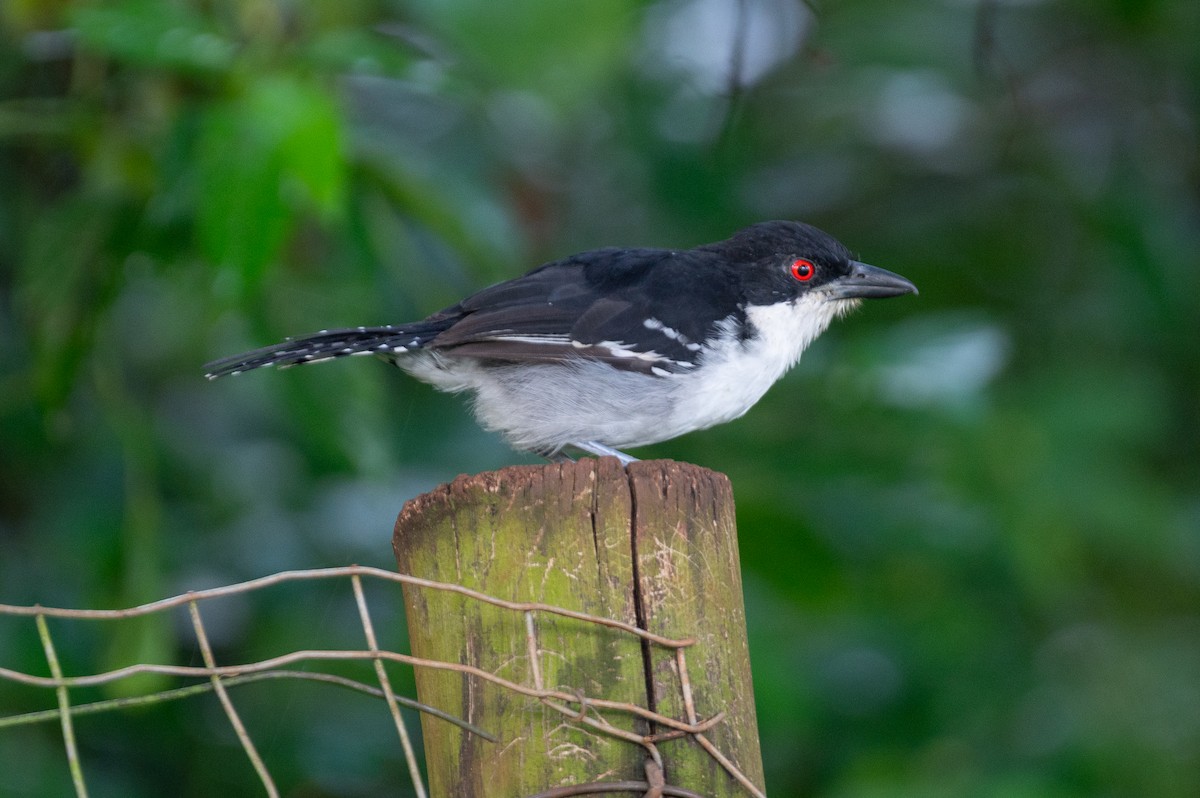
{"left": 249, "top": 76, "right": 346, "bottom": 218}
{"left": 408, "top": 0, "right": 638, "bottom": 103}
{"left": 70, "top": 0, "right": 234, "bottom": 74}
{"left": 15, "top": 196, "right": 122, "bottom": 407}
{"left": 195, "top": 76, "right": 345, "bottom": 291}
{"left": 304, "top": 28, "right": 417, "bottom": 76}
{"left": 195, "top": 103, "right": 291, "bottom": 290}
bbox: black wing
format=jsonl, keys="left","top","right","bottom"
{"left": 426, "top": 247, "right": 745, "bottom": 375}
{"left": 205, "top": 245, "right": 747, "bottom": 379}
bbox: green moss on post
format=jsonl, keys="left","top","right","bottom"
{"left": 393, "top": 459, "right": 763, "bottom": 797}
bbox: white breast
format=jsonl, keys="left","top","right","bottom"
{"left": 667, "top": 295, "right": 852, "bottom": 436}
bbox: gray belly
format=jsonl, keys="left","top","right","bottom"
{"left": 400, "top": 355, "right": 677, "bottom": 451}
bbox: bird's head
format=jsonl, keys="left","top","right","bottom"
{"left": 705, "top": 221, "right": 918, "bottom": 309}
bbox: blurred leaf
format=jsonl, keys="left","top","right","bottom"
{"left": 1, "top": 0, "right": 71, "bottom": 31}
{"left": 14, "top": 196, "right": 122, "bottom": 407}
{"left": 195, "top": 76, "right": 345, "bottom": 291}
{"left": 70, "top": 0, "right": 234, "bottom": 74}
{"left": 407, "top": 0, "right": 638, "bottom": 102}
{"left": 195, "top": 104, "right": 290, "bottom": 289}
{"left": 265, "top": 79, "right": 346, "bottom": 217}
{"left": 93, "top": 359, "right": 172, "bottom": 696}
{"left": 304, "top": 28, "right": 417, "bottom": 76}
{"left": 103, "top": 615, "right": 172, "bottom": 698}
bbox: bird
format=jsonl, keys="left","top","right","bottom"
{"left": 205, "top": 221, "right": 917, "bottom": 465}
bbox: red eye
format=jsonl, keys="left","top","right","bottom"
{"left": 790, "top": 259, "right": 815, "bottom": 281}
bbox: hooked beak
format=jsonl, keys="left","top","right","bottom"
{"left": 826, "top": 261, "right": 918, "bottom": 300}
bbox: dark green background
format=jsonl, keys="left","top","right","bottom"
{"left": 2, "top": 0, "right": 1198, "bottom": 795}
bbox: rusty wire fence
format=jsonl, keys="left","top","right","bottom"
{"left": 0, "top": 565, "right": 763, "bottom": 798}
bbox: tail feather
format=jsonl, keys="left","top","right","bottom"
{"left": 204, "top": 324, "right": 442, "bottom": 379}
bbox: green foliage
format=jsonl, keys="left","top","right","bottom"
{"left": 407, "top": 0, "right": 639, "bottom": 102}
{"left": 2, "top": 0, "right": 1199, "bottom": 796}
{"left": 196, "top": 75, "right": 346, "bottom": 291}
{"left": 70, "top": 0, "right": 235, "bottom": 74}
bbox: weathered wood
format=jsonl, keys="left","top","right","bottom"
{"left": 393, "top": 458, "right": 763, "bottom": 797}
{"left": 627, "top": 461, "right": 765, "bottom": 792}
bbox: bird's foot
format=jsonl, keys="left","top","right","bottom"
{"left": 568, "top": 441, "right": 640, "bottom": 466}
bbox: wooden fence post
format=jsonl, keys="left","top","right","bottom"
{"left": 393, "top": 458, "right": 764, "bottom": 797}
